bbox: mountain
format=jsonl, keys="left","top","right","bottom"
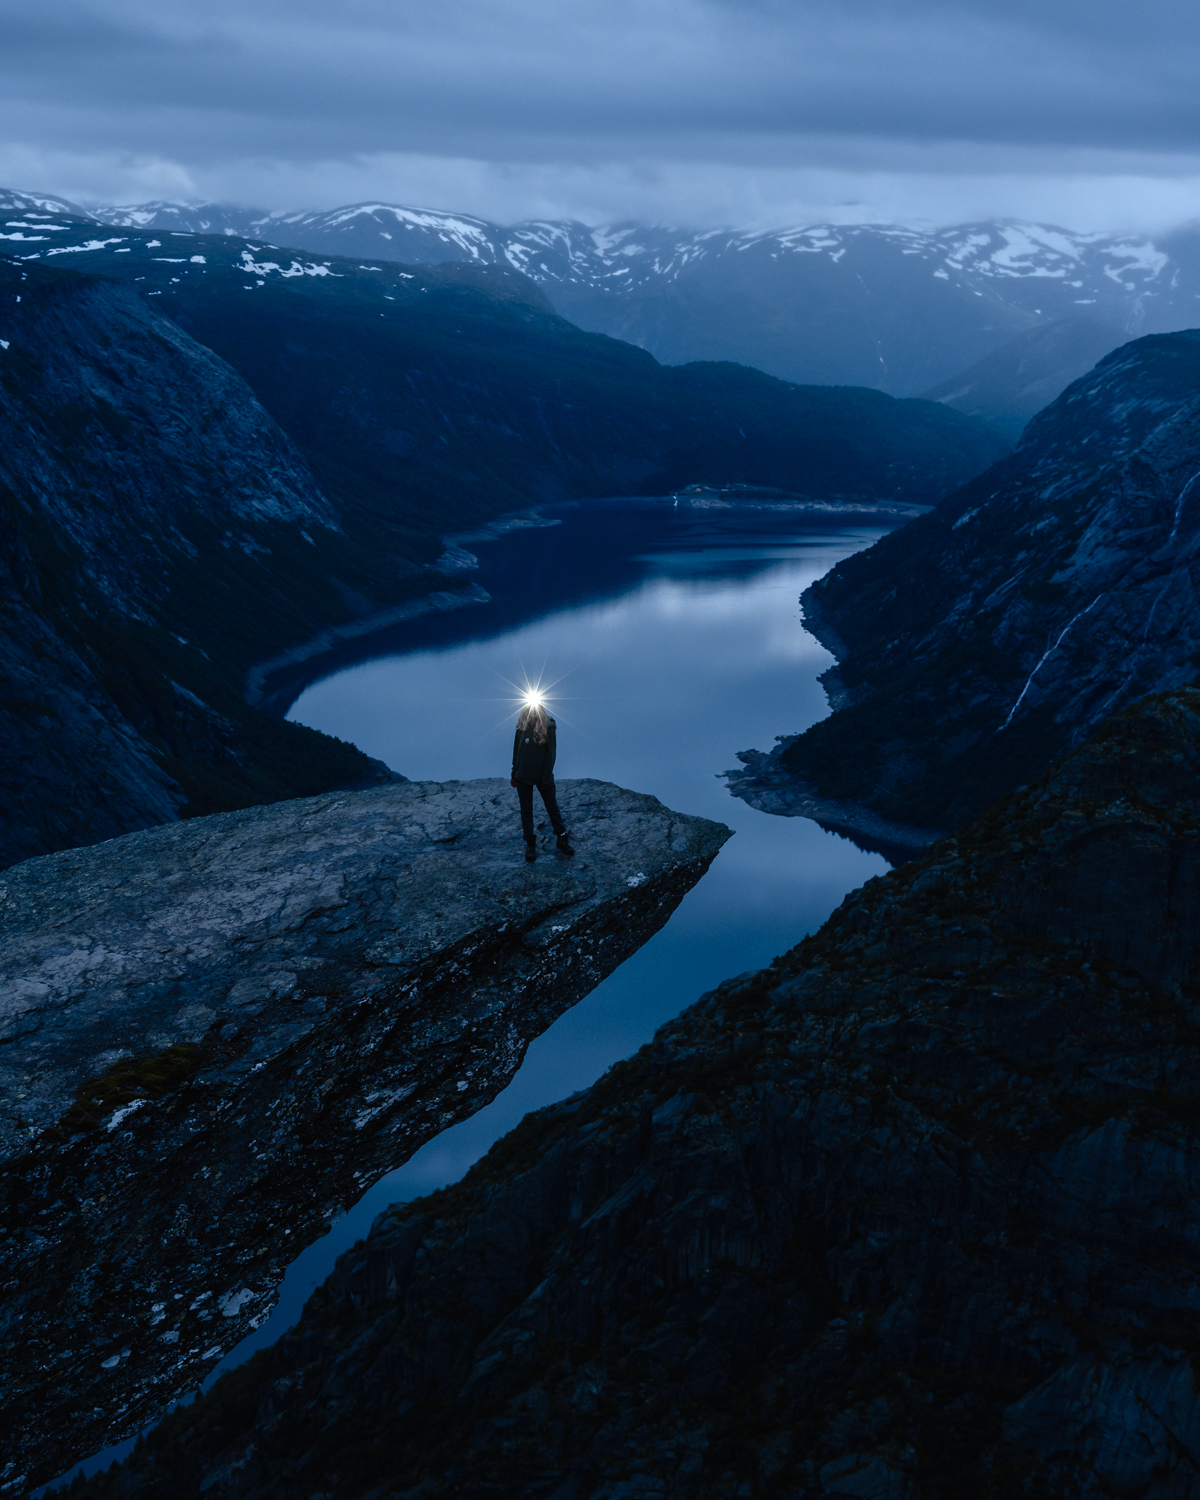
{"left": 728, "top": 329, "right": 1200, "bottom": 845}
{"left": 0, "top": 188, "right": 87, "bottom": 222}
{"left": 0, "top": 204, "right": 1007, "bottom": 867}
{"left": 53, "top": 191, "right": 1200, "bottom": 394}
{"left": 1, "top": 199, "right": 1007, "bottom": 532}
{"left": 83, "top": 198, "right": 258, "bottom": 237}
{"left": 73, "top": 687, "right": 1200, "bottom": 1500}
{"left": 0, "top": 255, "right": 409, "bottom": 869}
{"left": 920, "top": 315, "right": 1129, "bottom": 438}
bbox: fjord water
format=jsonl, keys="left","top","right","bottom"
{"left": 48, "top": 503, "right": 896, "bottom": 1485}
{"left": 243, "top": 502, "right": 894, "bottom": 1345}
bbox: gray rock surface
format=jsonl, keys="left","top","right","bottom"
{"left": 0, "top": 777, "right": 730, "bottom": 1491}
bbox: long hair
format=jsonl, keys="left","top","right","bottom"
{"left": 516, "top": 702, "right": 549, "bottom": 744}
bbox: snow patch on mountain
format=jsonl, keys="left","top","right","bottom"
{"left": 9, "top": 187, "right": 1200, "bottom": 397}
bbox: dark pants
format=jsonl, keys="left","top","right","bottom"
{"left": 516, "top": 780, "right": 566, "bottom": 842}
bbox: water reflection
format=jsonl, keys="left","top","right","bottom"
{"left": 256, "top": 500, "right": 899, "bottom": 715}
{"left": 232, "top": 505, "right": 894, "bottom": 1358}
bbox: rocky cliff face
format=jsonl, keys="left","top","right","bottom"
{"left": 729, "top": 329, "right": 1200, "bottom": 844}
{"left": 0, "top": 257, "right": 456, "bottom": 867}
{"left": 77, "top": 689, "right": 1200, "bottom": 1500}
{"left": 0, "top": 777, "right": 729, "bottom": 1492}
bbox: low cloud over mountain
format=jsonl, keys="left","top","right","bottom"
{"left": 4, "top": 0, "right": 1200, "bottom": 226}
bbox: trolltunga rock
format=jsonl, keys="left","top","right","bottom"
{"left": 0, "top": 776, "right": 730, "bottom": 1490}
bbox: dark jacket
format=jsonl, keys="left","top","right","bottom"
{"left": 512, "top": 717, "right": 557, "bottom": 785}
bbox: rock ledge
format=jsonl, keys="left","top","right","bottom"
{"left": 0, "top": 777, "right": 730, "bottom": 1490}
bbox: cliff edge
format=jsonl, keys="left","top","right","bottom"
{"left": 0, "top": 777, "right": 731, "bottom": 1491}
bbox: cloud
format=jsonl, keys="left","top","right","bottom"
{"left": 3, "top": 0, "right": 1200, "bottom": 228}
{"left": 0, "top": 143, "right": 199, "bottom": 205}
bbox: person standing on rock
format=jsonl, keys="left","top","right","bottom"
{"left": 511, "top": 699, "right": 574, "bottom": 862}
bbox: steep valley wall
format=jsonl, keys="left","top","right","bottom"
{"left": 730, "top": 329, "right": 1200, "bottom": 846}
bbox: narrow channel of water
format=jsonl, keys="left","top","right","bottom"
{"left": 244, "top": 502, "right": 895, "bottom": 1346}
{"left": 48, "top": 501, "right": 898, "bottom": 1490}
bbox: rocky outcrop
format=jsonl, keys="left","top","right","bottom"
{"left": 83, "top": 689, "right": 1200, "bottom": 1500}
{"left": 730, "top": 329, "right": 1200, "bottom": 842}
{"left": 0, "top": 777, "right": 730, "bottom": 1492}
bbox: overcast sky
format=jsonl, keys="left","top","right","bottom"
{"left": 3, "top": 0, "right": 1200, "bottom": 231}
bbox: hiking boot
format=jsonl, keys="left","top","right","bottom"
{"left": 556, "top": 831, "right": 575, "bottom": 857}
{"left": 525, "top": 840, "right": 537, "bottom": 863}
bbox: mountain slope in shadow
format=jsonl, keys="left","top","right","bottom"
{"left": 730, "top": 328, "right": 1200, "bottom": 843}
{"left": 0, "top": 258, "right": 396, "bottom": 866}
{"left": 920, "top": 316, "right": 1128, "bottom": 438}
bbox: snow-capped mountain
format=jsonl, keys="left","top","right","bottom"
{"left": 6, "top": 187, "right": 1200, "bottom": 394}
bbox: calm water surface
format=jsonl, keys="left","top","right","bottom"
{"left": 248, "top": 502, "right": 893, "bottom": 1345}
{"left": 49, "top": 501, "right": 898, "bottom": 1488}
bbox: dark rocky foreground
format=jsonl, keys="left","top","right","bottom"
{"left": 77, "top": 688, "right": 1200, "bottom": 1500}
{"left": 0, "top": 778, "right": 730, "bottom": 1492}
{"left": 730, "top": 329, "right": 1200, "bottom": 843}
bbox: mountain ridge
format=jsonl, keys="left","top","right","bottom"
{"left": 0, "top": 202, "right": 1007, "bottom": 528}
{"left": 13, "top": 188, "right": 1199, "bottom": 394}
{"left": 919, "top": 315, "right": 1129, "bottom": 438}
